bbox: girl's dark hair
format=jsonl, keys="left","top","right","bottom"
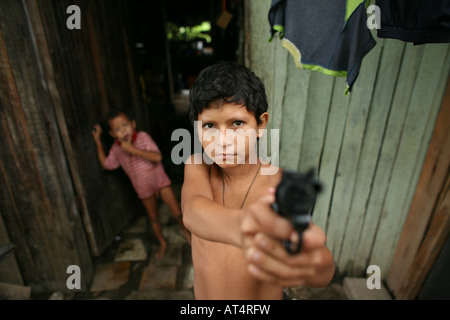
{"left": 189, "top": 61, "right": 268, "bottom": 125}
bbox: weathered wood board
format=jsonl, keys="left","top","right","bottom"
{"left": 248, "top": 0, "right": 450, "bottom": 282}
{"left": 0, "top": 0, "right": 148, "bottom": 293}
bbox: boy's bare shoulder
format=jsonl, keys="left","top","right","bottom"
{"left": 259, "top": 163, "right": 282, "bottom": 188}
{"left": 242, "top": 163, "right": 281, "bottom": 207}
{"left": 183, "top": 153, "right": 212, "bottom": 180}
{"left": 182, "top": 154, "right": 214, "bottom": 200}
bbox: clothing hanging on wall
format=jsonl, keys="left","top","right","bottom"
{"left": 268, "top": 0, "right": 376, "bottom": 94}
{"left": 376, "top": 0, "right": 450, "bottom": 45}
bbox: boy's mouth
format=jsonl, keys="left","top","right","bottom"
{"left": 217, "top": 153, "right": 236, "bottom": 159}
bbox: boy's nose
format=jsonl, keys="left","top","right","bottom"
{"left": 218, "top": 129, "right": 234, "bottom": 147}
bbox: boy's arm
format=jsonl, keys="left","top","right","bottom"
{"left": 92, "top": 124, "right": 107, "bottom": 169}
{"left": 120, "top": 141, "right": 162, "bottom": 163}
{"left": 181, "top": 154, "right": 243, "bottom": 247}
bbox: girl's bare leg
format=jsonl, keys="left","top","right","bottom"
{"left": 142, "top": 196, "right": 167, "bottom": 258}
{"left": 159, "top": 186, "right": 191, "bottom": 244}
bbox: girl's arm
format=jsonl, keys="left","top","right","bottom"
{"left": 181, "top": 154, "right": 243, "bottom": 247}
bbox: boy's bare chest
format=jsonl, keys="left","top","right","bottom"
{"left": 211, "top": 182, "right": 251, "bottom": 209}
{"left": 210, "top": 173, "right": 278, "bottom": 209}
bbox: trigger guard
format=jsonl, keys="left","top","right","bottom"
{"left": 283, "top": 237, "right": 303, "bottom": 255}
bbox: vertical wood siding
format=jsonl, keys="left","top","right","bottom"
{"left": 34, "top": 0, "right": 147, "bottom": 257}
{"left": 0, "top": 0, "right": 147, "bottom": 292}
{"left": 248, "top": 0, "right": 450, "bottom": 278}
{"left": 0, "top": 0, "right": 93, "bottom": 292}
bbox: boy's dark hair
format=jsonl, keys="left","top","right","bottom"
{"left": 105, "top": 108, "right": 134, "bottom": 129}
{"left": 189, "top": 61, "right": 268, "bottom": 125}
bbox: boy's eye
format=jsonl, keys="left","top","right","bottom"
{"left": 232, "top": 120, "right": 244, "bottom": 127}
{"left": 203, "top": 123, "right": 214, "bottom": 129}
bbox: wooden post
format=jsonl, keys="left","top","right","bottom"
{"left": 387, "top": 77, "right": 450, "bottom": 299}
{"left": 161, "top": 0, "right": 175, "bottom": 106}
{"left": 25, "top": 0, "right": 99, "bottom": 256}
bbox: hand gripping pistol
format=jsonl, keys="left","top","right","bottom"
{"left": 272, "top": 168, "right": 323, "bottom": 254}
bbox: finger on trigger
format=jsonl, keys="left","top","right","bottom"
{"left": 301, "top": 224, "right": 326, "bottom": 250}
{"left": 254, "top": 232, "right": 289, "bottom": 260}
{"left": 250, "top": 206, "right": 293, "bottom": 239}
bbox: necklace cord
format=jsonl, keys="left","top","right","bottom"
{"left": 222, "top": 163, "right": 262, "bottom": 209}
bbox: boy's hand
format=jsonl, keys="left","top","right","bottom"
{"left": 92, "top": 124, "right": 102, "bottom": 143}
{"left": 241, "top": 189, "right": 335, "bottom": 288}
{"left": 119, "top": 140, "right": 135, "bottom": 154}
{"left": 119, "top": 137, "right": 162, "bottom": 163}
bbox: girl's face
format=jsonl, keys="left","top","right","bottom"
{"left": 108, "top": 114, "right": 136, "bottom": 143}
{"left": 197, "top": 102, "right": 268, "bottom": 168}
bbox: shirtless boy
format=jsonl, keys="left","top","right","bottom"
{"left": 181, "top": 62, "right": 335, "bottom": 299}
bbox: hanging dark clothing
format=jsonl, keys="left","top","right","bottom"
{"left": 376, "top": 0, "right": 450, "bottom": 44}
{"left": 268, "top": 0, "right": 376, "bottom": 94}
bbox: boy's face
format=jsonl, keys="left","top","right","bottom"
{"left": 108, "top": 114, "right": 136, "bottom": 143}
{"left": 197, "top": 102, "right": 268, "bottom": 167}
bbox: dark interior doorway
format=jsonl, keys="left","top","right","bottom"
{"left": 129, "top": 0, "right": 245, "bottom": 183}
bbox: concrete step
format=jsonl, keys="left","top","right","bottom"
{"left": 0, "top": 282, "right": 31, "bottom": 300}
{"left": 343, "top": 277, "right": 392, "bottom": 300}
{"left": 139, "top": 265, "right": 178, "bottom": 291}
{"left": 287, "top": 283, "right": 347, "bottom": 300}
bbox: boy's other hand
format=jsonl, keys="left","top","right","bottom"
{"left": 241, "top": 189, "right": 334, "bottom": 288}
{"left": 92, "top": 124, "right": 102, "bottom": 143}
{"left": 119, "top": 140, "right": 134, "bottom": 153}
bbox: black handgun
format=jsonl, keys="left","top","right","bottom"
{"left": 272, "top": 168, "right": 322, "bottom": 254}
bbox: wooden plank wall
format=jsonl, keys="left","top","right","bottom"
{"left": 0, "top": 0, "right": 147, "bottom": 292}
{"left": 248, "top": 0, "right": 450, "bottom": 279}
{"left": 0, "top": 213, "right": 23, "bottom": 285}
{"left": 0, "top": 0, "right": 93, "bottom": 292}
{"left": 34, "top": 0, "right": 148, "bottom": 257}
